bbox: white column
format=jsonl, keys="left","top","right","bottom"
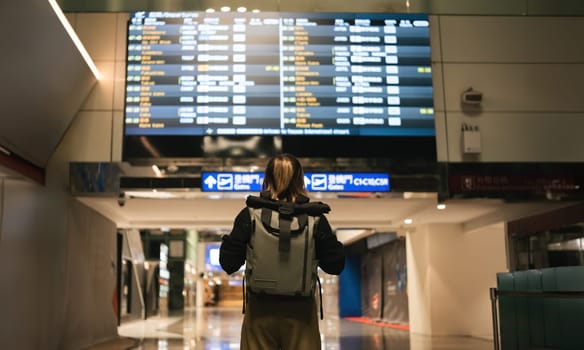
{"left": 406, "top": 223, "right": 507, "bottom": 339}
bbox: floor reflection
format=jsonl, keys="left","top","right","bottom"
{"left": 119, "top": 307, "right": 491, "bottom": 350}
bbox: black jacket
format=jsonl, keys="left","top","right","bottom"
{"left": 220, "top": 194, "right": 345, "bottom": 275}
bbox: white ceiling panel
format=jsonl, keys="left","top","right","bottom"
{"left": 77, "top": 193, "right": 571, "bottom": 244}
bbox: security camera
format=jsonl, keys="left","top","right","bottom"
{"left": 117, "top": 192, "right": 126, "bottom": 207}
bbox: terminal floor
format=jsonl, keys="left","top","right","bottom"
{"left": 98, "top": 307, "right": 492, "bottom": 350}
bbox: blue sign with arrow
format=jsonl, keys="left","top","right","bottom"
{"left": 202, "top": 172, "right": 263, "bottom": 191}
{"left": 305, "top": 172, "right": 390, "bottom": 192}
{"left": 202, "top": 172, "right": 390, "bottom": 192}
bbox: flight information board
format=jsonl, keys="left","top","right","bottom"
{"left": 125, "top": 11, "right": 434, "bottom": 137}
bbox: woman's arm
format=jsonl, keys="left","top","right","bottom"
{"left": 315, "top": 215, "right": 346, "bottom": 275}
{"left": 219, "top": 208, "right": 251, "bottom": 274}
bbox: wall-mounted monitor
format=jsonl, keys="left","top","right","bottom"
{"left": 123, "top": 11, "right": 435, "bottom": 160}
{"left": 204, "top": 242, "right": 222, "bottom": 272}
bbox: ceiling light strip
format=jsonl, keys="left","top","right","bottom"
{"left": 48, "top": 0, "right": 101, "bottom": 80}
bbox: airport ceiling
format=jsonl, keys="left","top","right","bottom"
{"left": 56, "top": 0, "right": 584, "bottom": 16}
{"left": 0, "top": 1, "right": 96, "bottom": 168}
{"left": 78, "top": 192, "right": 572, "bottom": 243}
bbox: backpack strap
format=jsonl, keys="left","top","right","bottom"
{"left": 316, "top": 274, "right": 324, "bottom": 320}
{"left": 246, "top": 195, "right": 331, "bottom": 216}
{"left": 278, "top": 202, "right": 294, "bottom": 252}
{"left": 279, "top": 214, "right": 292, "bottom": 252}
{"left": 261, "top": 208, "right": 271, "bottom": 231}
{"left": 242, "top": 275, "right": 246, "bottom": 314}
{"left": 260, "top": 205, "right": 308, "bottom": 252}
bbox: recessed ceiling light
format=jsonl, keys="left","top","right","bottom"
{"left": 437, "top": 203, "right": 446, "bottom": 210}
{"left": 220, "top": 6, "right": 231, "bottom": 12}
{"left": 206, "top": 8, "right": 215, "bottom": 13}
{"left": 404, "top": 218, "right": 413, "bottom": 225}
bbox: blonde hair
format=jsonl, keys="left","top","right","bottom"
{"left": 262, "top": 154, "right": 307, "bottom": 202}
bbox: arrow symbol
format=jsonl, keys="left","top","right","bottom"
{"left": 204, "top": 175, "right": 217, "bottom": 189}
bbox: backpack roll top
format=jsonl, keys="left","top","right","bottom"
{"left": 245, "top": 198, "right": 323, "bottom": 298}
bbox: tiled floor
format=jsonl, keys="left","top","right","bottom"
{"left": 102, "top": 307, "right": 494, "bottom": 350}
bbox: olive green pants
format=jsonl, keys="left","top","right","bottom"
{"left": 240, "top": 294, "right": 321, "bottom": 350}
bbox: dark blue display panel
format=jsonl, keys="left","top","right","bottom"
{"left": 124, "top": 11, "right": 434, "bottom": 138}
{"left": 201, "top": 171, "right": 390, "bottom": 192}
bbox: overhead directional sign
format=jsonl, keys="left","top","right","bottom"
{"left": 306, "top": 173, "right": 390, "bottom": 192}
{"left": 202, "top": 172, "right": 263, "bottom": 191}
{"left": 202, "top": 172, "right": 390, "bottom": 192}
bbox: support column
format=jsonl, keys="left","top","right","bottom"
{"left": 406, "top": 223, "right": 507, "bottom": 339}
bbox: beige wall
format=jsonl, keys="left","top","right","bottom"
{"left": 407, "top": 223, "right": 507, "bottom": 339}
{"left": 0, "top": 179, "right": 51, "bottom": 349}
{"left": 405, "top": 224, "right": 432, "bottom": 335}
{"left": 0, "top": 12, "right": 123, "bottom": 350}
{"left": 65, "top": 12, "right": 127, "bottom": 163}
{"left": 0, "top": 168, "right": 118, "bottom": 348}
{"left": 432, "top": 16, "right": 584, "bottom": 162}
{"left": 58, "top": 200, "right": 118, "bottom": 349}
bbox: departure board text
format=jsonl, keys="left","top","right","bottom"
{"left": 124, "top": 12, "right": 434, "bottom": 137}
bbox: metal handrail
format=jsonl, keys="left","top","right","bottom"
{"left": 490, "top": 288, "right": 500, "bottom": 350}
{"left": 490, "top": 288, "right": 584, "bottom": 350}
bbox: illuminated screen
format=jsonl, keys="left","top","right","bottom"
{"left": 124, "top": 11, "right": 434, "bottom": 138}
{"left": 205, "top": 242, "right": 244, "bottom": 273}
{"left": 205, "top": 243, "right": 222, "bottom": 272}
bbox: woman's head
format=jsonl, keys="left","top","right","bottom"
{"left": 262, "top": 154, "right": 307, "bottom": 201}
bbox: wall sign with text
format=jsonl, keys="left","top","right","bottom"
{"left": 201, "top": 172, "right": 390, "bottom": 192}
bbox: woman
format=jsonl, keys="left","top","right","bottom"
{"left": 220, "top": 154, "right": 345, "bottom": 350}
